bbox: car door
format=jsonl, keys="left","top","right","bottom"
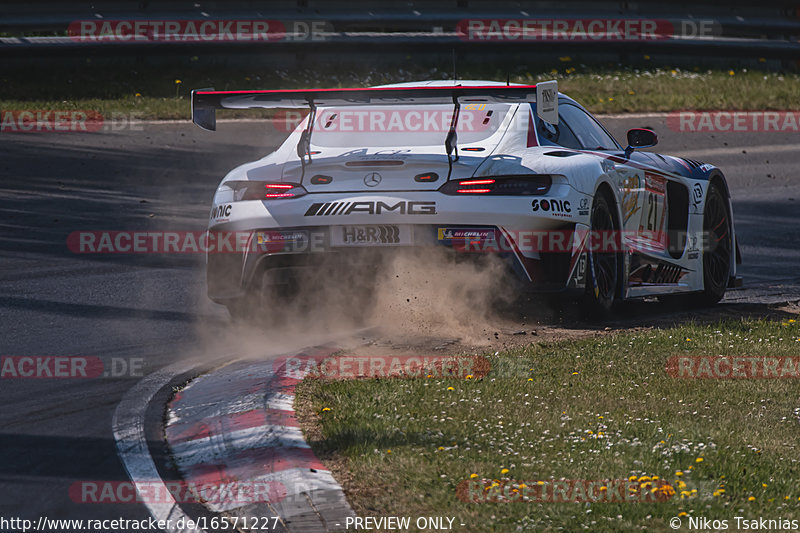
{"left": 556, "top": 103, "right": 669, "bottom": 254}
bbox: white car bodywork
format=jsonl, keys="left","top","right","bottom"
{"left": 195, "top": 80, "right": 739, "bottom": 307}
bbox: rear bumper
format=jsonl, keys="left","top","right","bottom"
{"left": 206, "top": 224, "right": 585, "bottom": 303}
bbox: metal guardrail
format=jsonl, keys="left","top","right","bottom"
{"left": 1, "top": 1, "right": 798, "bottom": 60}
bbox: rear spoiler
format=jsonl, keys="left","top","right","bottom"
{"left": 190, "top": 81, "right": 558, "bottom": 131}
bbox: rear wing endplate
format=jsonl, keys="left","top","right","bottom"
{"left": 191, "top": 82, "right": 558, "bottom": 131}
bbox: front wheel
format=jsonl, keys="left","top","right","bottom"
{"left": 693, "top": 181, "right": 732, "bottom": 306}
{"left": 660, "top": 181, "right": 732, "bottom": 309}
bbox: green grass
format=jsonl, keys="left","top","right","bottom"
{"left": 2, "top": 65, "right": 800, "bottom": 120}
{"left": 297, "top": 318, "right": 800, "bottom": 532}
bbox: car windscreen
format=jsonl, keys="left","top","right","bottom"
{"left": 308, "top": 103, "right": 512, "bottom": 148}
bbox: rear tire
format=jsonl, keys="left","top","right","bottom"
{"left": 581, "top": 191, "right": 622, "bottom": 317}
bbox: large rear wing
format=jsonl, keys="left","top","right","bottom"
{"left": 190, "top": 82, "right": 558, "bottom": 131}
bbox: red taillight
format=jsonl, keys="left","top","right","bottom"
{"left": 229, "top": 181, "right": 308, "bottom": 201}
{"left": 439, "top": 175, "right": 552, "bottom": 196}
{"left": 263, "top": 183, "right": 296, "bottom": 198}
{"left": 459, "top": 179, "right": 496, "bottom": 186}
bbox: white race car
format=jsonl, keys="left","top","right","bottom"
{"left": 192, "top": 80, "right": 741, "bottom": 317}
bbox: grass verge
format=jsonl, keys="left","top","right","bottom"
{"left": 296, "top": 318, "right": 800, "bottom": 532}
{"left": 2, "top": 67, "right": 800, "bottom": 120}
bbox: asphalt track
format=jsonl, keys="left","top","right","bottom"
{"left": 0, "top": 115, "right": 798, "bottom": 528}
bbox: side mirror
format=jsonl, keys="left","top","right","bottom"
{"left": 625, "top": 128, "right": 658, "bottom": 157}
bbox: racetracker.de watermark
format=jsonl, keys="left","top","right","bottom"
{"left": 0, "top": 111, "right": 144, "bottom": 133}
{"left": 456, "top": 478, "right": 675, "bottom": 503}
{"left": 67, "top": 19, "right": 330, "bottom": 42}
{"left": 667, "top": 111, "right": 800, "bottom": 133}
{"left": 67, "top": 229, "right": 722, "bottom": 255}
{"left": 68, "top": 230, "right": 262, "bottom": 254}
{"left": 667, "top": 356, "right": 800, "bottom": 379}
{"left": 457, "top": 18, "right": 718, "bottom": 41}
{"left": 274, "top": 354, "right": 491, "bottom": 380}
{"left": 270, "top": 106, "right": 496, "bottom": 133}
{"left": 0, "top": 356, "right": 144, "bottom": 379}
{"left": 70, "top": 480, "right": 285, "bottom": 505}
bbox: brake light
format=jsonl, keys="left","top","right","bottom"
{"left": 457, "top": 188, "right": 492, "bottom": 194}
{"left": 439, "top": 175, "right": 552, "bottom": 195}
{"left": 460, "top": 179, "right": 495, "bottom": 185}
{"left": 228, "top": 181, "right": 308, "bottom": 201}
{"left": 263, "top": 184, "right": 295, "bottom": 198}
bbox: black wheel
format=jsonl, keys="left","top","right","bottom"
{"left": 693, "top": 181, "right": 731, "bottom": 306}
{"left": 581, "top": 192, "right": 621, "bottom": 316}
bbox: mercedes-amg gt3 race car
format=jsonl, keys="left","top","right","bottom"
{"left": 192, "top": 80, "right": 741, "bottom": 316}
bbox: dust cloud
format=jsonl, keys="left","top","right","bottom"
{"left": 193, "top": 246, "right": 523, "bottom": 362}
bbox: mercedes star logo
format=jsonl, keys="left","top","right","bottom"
{"left": 364, "top": 172, "right": 382, "bottom": 187}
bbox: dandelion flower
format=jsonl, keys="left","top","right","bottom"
{"left": 695, "top": 457, "right": 704, "bottom": 463}
{"left": 470, "top": 473, "right": 478, "bottom": 479}
{"left": 501, "top": 468, "right": 510, "bottom": 475}
{"left": 748, "top": 496, "right": 756, "bottom": 501}
{"left": 678, "top": 512, "right": 687, "bottom": 517}
{"left": 447, "top": 386, "right": 454, "bottom": 391}
{"left": 321, "top": 407, "right": 331, "bottom": 412}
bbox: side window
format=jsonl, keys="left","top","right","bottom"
{"left": 536, "top": 110, "right": 582, "bottom": 149}
{"left": 558, "top": 104, "right": 619, "bottom": 150}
